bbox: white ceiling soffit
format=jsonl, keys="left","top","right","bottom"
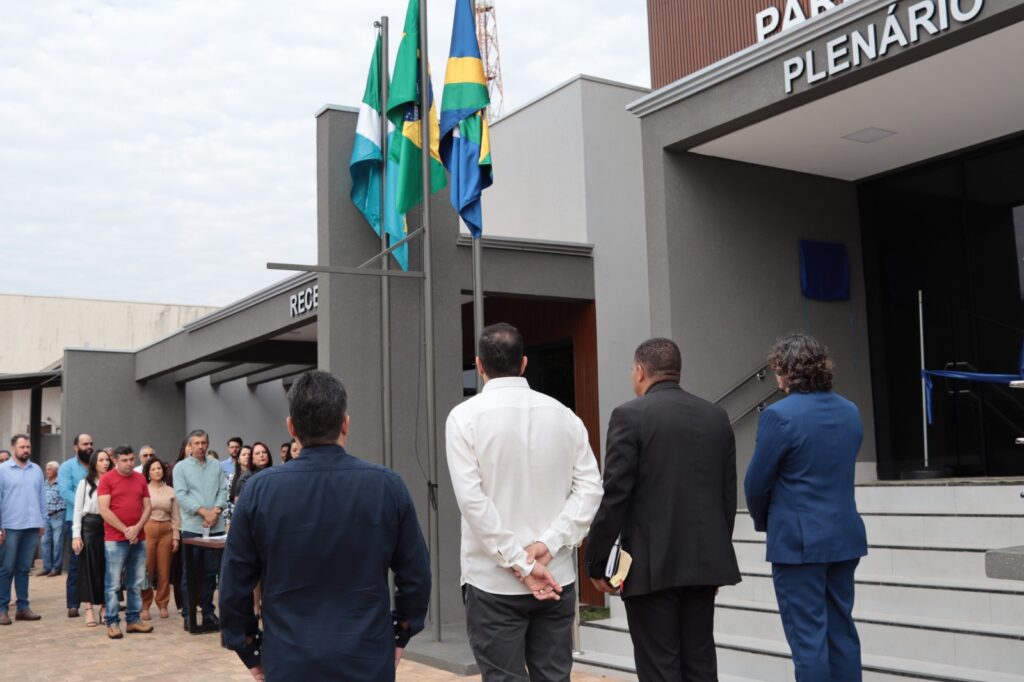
{"left": 272, "top": 323, "right": 317, "bottom": 342}
{"left": 691, "top": 21, "right": 1024, "bottom": 182}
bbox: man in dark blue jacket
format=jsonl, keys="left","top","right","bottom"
{"left": 745, "top": 333, "right": 868, "bottom": 681}
{"left": 220, "top": 370, "right": 431, "bottom": 681}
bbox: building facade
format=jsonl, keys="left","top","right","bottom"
{"left": 8, "top": 3, "right": 1024, "bottom": 674}
{"left": 640, "top": 0, "right": 1024, "bottom": 481}
{"left": 0, "top": 294, "right": 215, "bottom": 459}
{"left": 576, "top": 2, "right": 1024, "bottom": 679}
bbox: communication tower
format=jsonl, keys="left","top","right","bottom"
{"left": 475, "top": 0, "right": 504, "bottom": 119}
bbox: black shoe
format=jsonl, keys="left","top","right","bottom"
{"left": 202, "top": 613, "right": 220, "bottom": 627}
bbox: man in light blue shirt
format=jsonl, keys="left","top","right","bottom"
{"left": 0, "top": 434, "right": 46, "bottom": 625}
{"left": 57, "top": 433, "right": 92, "bottom": 618}
{"left": 220, "top": 437, "right": 242, "bottom": 479}
{"left": 173, "top": 429, "right": 229, "bottom": 626}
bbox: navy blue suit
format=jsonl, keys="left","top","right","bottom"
{"left": 744, "top": 391, "right": 867, "bottom": 681}
{"left": 220, "top": 445, "right": 431, "bottom": 681}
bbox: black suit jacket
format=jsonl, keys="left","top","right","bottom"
{"left": 585, "top": 381, "right": 741, "bottom": 597}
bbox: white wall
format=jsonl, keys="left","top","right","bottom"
{"left": 463, "top": 76, "right": 653, "bottom": 457}
{"left": 1, "top": 387, "right": 61, "bottom": 443}
{"left": 579, "top": 78, "right": 652, "bottom": 453}
{"left": 478, "top": 79, "right": 589, "bottom": 243}
{"left": 0, "top": 293, "right": 217, "bottom": 452}
{"left": 0, "top": 293, "right": 217, "bottom": 373}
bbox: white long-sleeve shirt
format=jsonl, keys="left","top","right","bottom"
{"left": 72, "top": 478, "right": 100, "bottom": 539}
{"left": 445, "top": 376, "right": 603, "bottom": 595}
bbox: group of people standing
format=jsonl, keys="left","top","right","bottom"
{"left": 215, "top": 324, "right": 866, "bottom": 682}
{"left": 0, "top": 428, "right": 289, "bottom": 641}
{"left": 0, "top": 323, "right": 865, "bottom": 679}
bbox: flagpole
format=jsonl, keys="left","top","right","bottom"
{"left": 377, "top": 17, "right": 393, "bottom": 472}
{"left": 473, "top": 237, "right": 484, "bottom": 392}
{"left": 418, "top": 0, "right": 442, "bottom": 642}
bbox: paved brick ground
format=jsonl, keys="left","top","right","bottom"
{"left": 4, "top": 561, "right": 619, "bottom": 681}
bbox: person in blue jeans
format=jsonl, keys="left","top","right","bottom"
{"left": 97, "top": 445, "right": 154, "bottom": 639}
{"left": 0, "top": 434, "right": 46, "bottom": 625}
{"left": 40, "top": 462, "right": 67, "bottom": 576}
{"left": 58, "top": 434, "right": 93, "bottom": 617}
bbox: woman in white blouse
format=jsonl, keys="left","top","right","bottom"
{"left": 71, "top": 449, "right": 110, "bottom": 627}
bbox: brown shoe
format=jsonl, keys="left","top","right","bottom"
{"left": 0, "top": 612, "right": 10, "bottom": 626}
{"left": 126, "top": 621, "right": 154, "bottom": 634}
{"left": 47, "top": 570, "right": 61, "bottom": 577}
{"left": 35, "top": 569, "right": 50, "bottom": 577}
{"left": 107, "top": 625, "right": 123, "bottom": 639}
{"left": 15, "top": 609, "right": 40, "bottom": 621}
{"left": 67, "top": 607, "right": 80, "bottom": 618}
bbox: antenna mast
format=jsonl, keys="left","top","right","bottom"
{"left": 475, "top": 0, "right": 504, "bottom": 119}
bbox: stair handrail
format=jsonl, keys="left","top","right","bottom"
{"left": 730, "top": 388, "right": 784, "bottom": 427}
{"left": 714, "top": 363, "right": 772, "bottom": 405}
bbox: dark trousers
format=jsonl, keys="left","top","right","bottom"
{"left": 180, "top": 531, "right": 222, "bottom": 617}
{"left": 622, "top": 585, "right": 718, "bottom": 682}
{"left": 772, "top": 559, "right": 861, "bottom": 682}
{"left": 64, "top": 520, "right": 80, "bottom": 608}
{"left": 464, "top": 583, "right": 575, "bottom": 682}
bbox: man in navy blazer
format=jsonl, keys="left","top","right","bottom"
{"left": 220, "top": 371, "right": 431, "bottom": 681}
{"left": 744, "top": 334, "right": 867, "bottom": 681}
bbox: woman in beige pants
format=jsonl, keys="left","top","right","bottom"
{"left": 141, "top": 459, "right": 181, "bottom": 619}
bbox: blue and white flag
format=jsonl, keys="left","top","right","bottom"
{"left": 350, "top": 34, "right": 408, "bottom": 270}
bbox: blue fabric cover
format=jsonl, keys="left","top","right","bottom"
{"left": 920, "top": 342, "right": 1024, "bottom": 424}
{"left": 799, "top": 240, "right": 850, "bottom": 301}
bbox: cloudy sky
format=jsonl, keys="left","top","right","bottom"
{"left": 0, "top": 1, "right": 649, "bottom": 307}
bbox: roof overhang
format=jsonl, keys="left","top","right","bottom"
{"left": 135, "top": 272, "right": 319, "bottom": 382}
{"left": 0, "top": 371, "right": 61, "bottom": 392}
{"left": 693, "top": 19, "right": 1024, "bottom": 181}
{"left": 632, "top": 0, "right": 1024, "bottom": 180}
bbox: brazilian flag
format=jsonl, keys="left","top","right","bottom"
{"left": 440, "top": 0, "right": 493, "bottom": 238}
{"left": 386, "top": 0, "right": 447, "bottom": 216}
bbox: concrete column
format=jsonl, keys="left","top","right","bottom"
{"left": 315, "top": 106, "right": 467, "bottom": 625}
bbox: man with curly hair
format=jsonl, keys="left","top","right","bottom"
{"left": 745, "top": 332, "right": 868, "bottom": 681}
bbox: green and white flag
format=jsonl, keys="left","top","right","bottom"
{"left": 349, "top": 34, "right": 408, "bottom": 270}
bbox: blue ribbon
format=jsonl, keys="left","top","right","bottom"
{"left": 920, "top": 369, "right": 1022, "bottom": 424}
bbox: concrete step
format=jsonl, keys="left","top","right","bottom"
{"left": 573, "top": 652, "right": 638, "bottom": 681}
{"left": 853, "top": 482, "right": 1024, "bottom": 516}
{"left": 735, "top": 539, "right": 995, "bottom": 583}
{"left": 720, "top": 570, "right": 1024, "bottom": 627}
{"left": 715, "top": 598, "right": 1024, "bottom": 675}
{"left": 572, "top": 651, "right": 762, "bottom": 682}
{"left": 733, "top": 512, "right": 1024, "bottom": 551}
{"left": 580, "top": 621, "right": 1024, "bottom": 682}
{"left": 715, "top": 633, "right": 1024, "bottom": 682}
{"left": 609, "top": 594, "right": 625, "bottom": 620}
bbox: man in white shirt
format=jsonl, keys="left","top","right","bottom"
{"left": 446, "top": 323, "right": 603, "bottom": 680}
{"left": 133, "top": 445, "right": 155, "bottom": 474}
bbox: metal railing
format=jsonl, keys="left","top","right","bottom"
{"left": 713, "top": 362, "right": 782, "bottom": 426}
{"left": 730, "top": 388, "right": 784, "bottom": 427}
{"left": 713, "top": 363, "right": 771, "bottom": 405}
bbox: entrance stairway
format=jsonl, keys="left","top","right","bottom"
{"left": 575, "top": 481, "right": 1024, "bottom": 681}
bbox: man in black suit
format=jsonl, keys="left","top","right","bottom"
{"left": 585, "top": 338, "right": 741, "bottom": 681}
